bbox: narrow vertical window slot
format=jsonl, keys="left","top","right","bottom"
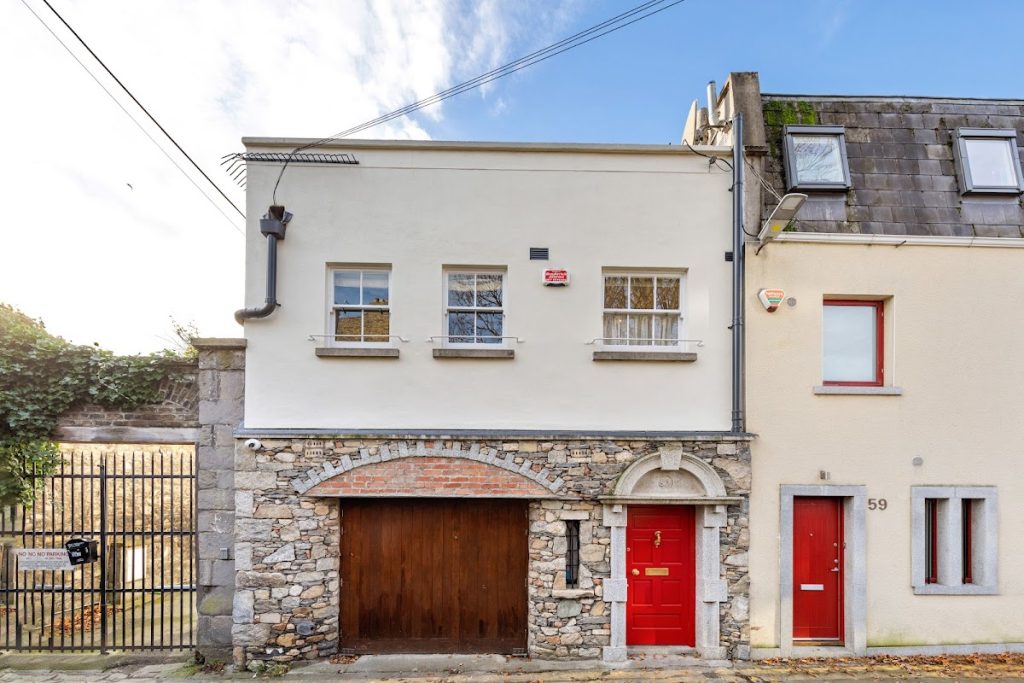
{"left": 962, "top": 499, "right": 975, "bottom": 584}
{"left": 925, "top": 498, "right": 939, "bottom": 584}
{"left": 565, "top": 520, "right": 580, "bottom": 588}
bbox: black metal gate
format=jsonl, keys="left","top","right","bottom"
{"left": 0, "top": 445, "right": 195, "bottom": 652}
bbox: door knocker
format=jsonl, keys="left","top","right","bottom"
{"left": 654, "top": 530, "right": 661, "bottom": 548}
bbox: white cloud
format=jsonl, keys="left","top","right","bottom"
{"left": 0, "top": 0, "right": 578, "bottom": 353}
{"left": 815, "top": 0, "right": 850, "bottom": 49}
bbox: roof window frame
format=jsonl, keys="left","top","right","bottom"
{"left": 782, "top": 125, "right": 852, "bottom": 192}
{"left": 953, "top": 127, "right": 1024, "bottom": 195}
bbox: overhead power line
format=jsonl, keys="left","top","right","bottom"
{"left": 20, "top": 0, "right": 245, "bottom": 234}
{"left": 270, "top": 0, "right": 689, "bottom": 204}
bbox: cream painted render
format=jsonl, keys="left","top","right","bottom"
{"left": 240, "top": 139, "right": 735, "bottom": 431}
{"left": 746, "top": 238, "right": 1024, "bottom": 651}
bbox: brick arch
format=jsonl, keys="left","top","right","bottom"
{"left": 306, "top": 456, "right": 555, "bottom": 498}
{"left": 290, "top": 440, "right": 566, "bottom": 496}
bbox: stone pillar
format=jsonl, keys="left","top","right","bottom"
{"left": 695, "top": 505, "right": 728, "bottom": 659}
{"left": 601, "top": 504, "right": 628, "bottom": 663}
{"left": 193, "top": 337, "right": 246, "bottom": 661}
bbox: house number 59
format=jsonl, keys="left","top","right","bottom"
{"left": 868, "top": 498, "right": 888, "bottom": 510}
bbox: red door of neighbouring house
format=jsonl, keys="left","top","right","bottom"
{"left": 793, "top": 497, "right": 844, "bottom": 642}
{"left": 626, "top": 505, "right": 695, "bottom": 646}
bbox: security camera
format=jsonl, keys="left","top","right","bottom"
{"left": 245, "top": 438, "right": 264, "bottom": 451}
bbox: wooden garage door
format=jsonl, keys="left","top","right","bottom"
{"left": 340, "top": 499, "right": 528, "bottom": 654}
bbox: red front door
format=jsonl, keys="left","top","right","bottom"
{"left": 626, "top": 505, "right": 695, "bottom": 646}
{"left": 793, "top": 497, "right": 844, "bottom": 642}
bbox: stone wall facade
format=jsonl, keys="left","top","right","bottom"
{"left": 528, "top": 499, "right": 607, "bottom": 659}
{"left": 230, "top": 436, "right": 750, "bottom": 667}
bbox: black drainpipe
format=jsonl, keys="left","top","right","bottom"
{"left": 234, "top": 205, "right": 291, "bottom": 325}
{"left": 731, "top": 113, "right": 745, "bottom": 433}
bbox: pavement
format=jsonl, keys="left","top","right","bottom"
{"left": 0, "top": 652, "right": 1023, "bottom": 681}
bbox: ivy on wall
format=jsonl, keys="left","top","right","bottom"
{"left": 0, "top": 304, "right": 181, "bottom": 506}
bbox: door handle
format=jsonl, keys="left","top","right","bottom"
{"left": 830, "top": 568, "right": 840, "bottom": 572}
{"left": 631, "top": 568, "right": 639, "bottom": 576}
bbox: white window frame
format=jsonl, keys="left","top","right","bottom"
{"left": 911, "top": 486, "right": 998, "bottom": 595}
{"left": 326, "top": 266, "right": 393, "bottom": 347}
{"left": 783, "top": 125, "right": 852, "bottom": 191}
{"left": 953, "top": 128, "right": 1024, "bottom": 194}
{"left": 601, "top": 271, "right": 685, "bottom": 350}
{"left": 442, "top": 269, "right": 507, "bottom": 347}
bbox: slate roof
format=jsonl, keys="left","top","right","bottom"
{"left": 760, "top": 95, "right": 1024, "bottom": 237}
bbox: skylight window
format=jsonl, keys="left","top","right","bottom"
{"left": 783, "top": 125, "right": 851, "bottom": 191}
{"left": 954, "top": 128, "right": 1024, "bottom": 194}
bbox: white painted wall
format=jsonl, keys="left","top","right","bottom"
{"left": 240, "top": 140, "right": 734, "bottom": 431}
{"left": 747, "top": 238, "right": 1024, "bottom": 648}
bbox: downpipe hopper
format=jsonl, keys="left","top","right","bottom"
{"left": 260, "top": 204, "right": 291, "bottom": 239}
{"left": 234, "top": 205, "right": 292, "bottom": 325}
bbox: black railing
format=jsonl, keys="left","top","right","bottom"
{"left": 0, "top": 446, "right": 196, "bottom": 652}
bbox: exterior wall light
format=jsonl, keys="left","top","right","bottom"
{"left": 757, "top": 192, "right": 807, "bottom": 250}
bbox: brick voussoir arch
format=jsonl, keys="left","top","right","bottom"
{"left": 290, "top": 440, "right": 566, "bottom": 496}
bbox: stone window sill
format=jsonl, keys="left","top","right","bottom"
{"left": 813, "top": 386, "right": 903, "bottom": 396}
{"left": 593, "top": 351, "right": 697, "bottom": 362}
{"left": 433, "top": 348, "right": 514, "bottom": 359}
{"left": 315, "top": 347, "right": 399, "bottom": 358}
{"left": 551, "top": 588, "right": 594, "bottom": 599}
{"left": 913, "top": 583, "right": 998, "bottom": 596}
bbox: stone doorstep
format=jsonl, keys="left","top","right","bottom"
{"left": 0, "top": 653, "right": 731, "bottom": 678}
{"left": 7, "top": 656, "right": 1024, "bottom": 682}
{"left": 306, "top": 653, "right": 733, "bottom": 676}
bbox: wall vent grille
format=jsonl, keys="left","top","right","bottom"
{"left": 529, "top": 247, "right": 549, "bottom": 260}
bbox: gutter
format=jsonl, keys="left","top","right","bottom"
{"left": 241, "top": 137, "right": 733, "bottom": 156}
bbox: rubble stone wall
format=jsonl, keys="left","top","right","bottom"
{"left": 231, "top": 436, "right": 750, "bottom": 666}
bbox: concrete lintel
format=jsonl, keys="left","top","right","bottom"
{"left": 599, "top": 496, "right": 743, "bottom": 506}
{"left": 56, "top": 426, "right": 198, "bottom": 444}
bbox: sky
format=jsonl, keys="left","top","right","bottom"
{"left": 3, "top": 0, "right": 1023, "bottom": 354}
